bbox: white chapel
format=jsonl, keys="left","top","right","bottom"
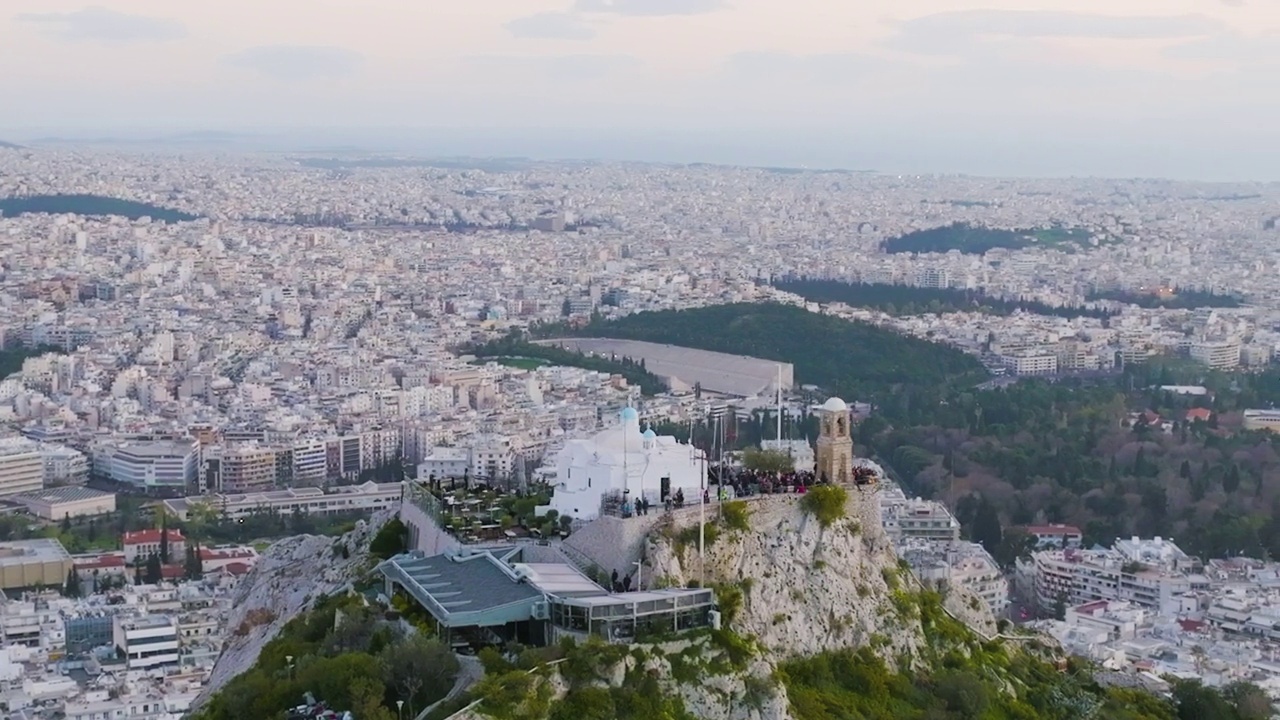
{"left": 543, "top": 407, "right": 706, "bottom": 520}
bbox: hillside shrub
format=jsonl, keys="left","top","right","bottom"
{"left": 800, "top": 485, "right": 848, "bottom": 528}
{"left": 722, "top": 501, "right": 751, "bottom": 531}
{"left": 369, "top": 518, "right": 408, "bottom": 559}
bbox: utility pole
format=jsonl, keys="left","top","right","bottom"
{"left": 699, "top": 448, "right": 706, "bottom": 586}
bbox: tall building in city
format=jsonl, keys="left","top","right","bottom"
{"left": 0, "top": 437, "right": 45, "bottom": 498}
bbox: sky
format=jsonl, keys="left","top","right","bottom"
{"left": 0, "top": 1, "right": 1277, "bottom": 180}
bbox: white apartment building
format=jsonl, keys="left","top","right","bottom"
{"left": 418, "top": 447, "right": 471, "bottom": 480}
{"left": 1190, "top": 339, "right": 1241, "bottom": 370}
{"left": 112, "top": 615, "right": 179, "bottom": 670}
{"left": 471, "top": 434, "right": 517, "bottom": 481}
{"left": 422, "top": 435, "right": 517, "bottom": 479}
{"left": 1002, "top": 351, "right": 1059, "bottom": 376}
{"left": 881, "top": 496, "right": 962, "bottom": 543}
{"left": 901, "top": 539, "right": 1009, "bottom": 617}
{"left": 915, "top": 267, "right": 951, "bottom": 289}
{"left": 92, "top": 439, "right": 198, "bottom": 491}
{"left": 41, "top": 445, "right": 90, "bottom": 486}
{"left": 0, "top": 437, "right": 45, "bottom": 498}
{"left": 1030, "top": 537, "right": 1205, "bottom": 615}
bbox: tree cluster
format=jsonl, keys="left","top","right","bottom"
{"left": 570, "top": 302, "right": 986, "bottom": 417}
{"left": 780, "top": 644, "right": 1271, "bottom": 720}
{"left": 864, "top": 368, "right": 1280, "bottom": 559}
{"left": 773, "top": 278, "right": 1114, "bottom": 320}
{"left": 1087, "top": 288, "right": 1242, "bottom": 309}
{"left": 195, "top": 594, "right": 459, "bottom": 720}
{"left": 880, "top": 222, "right": 1093, "bottom": 255}
{"left": 0, "top": 194, "right": 198, "bottom": 223}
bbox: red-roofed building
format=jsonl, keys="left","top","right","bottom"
{"left": 1185, "top": 408, "right": 1213, "bottom": 423}
{"left": 219, "top": 561, "right": 252, "bottom": 577}
{"left": 1178, "top": 618, "right": 1207, "bottom": 633}
{"left": 199, "top": 546, "right": 260, "bottom": 573}
{"left": 122, "top": 528, "right": 186, "bottom": 564}
{"left": 73, "top": 553, "right": 128, "bottom": 577}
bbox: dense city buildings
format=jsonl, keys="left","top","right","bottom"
{"left": 4, "top": 146, "right": 1280, "bottom": 715}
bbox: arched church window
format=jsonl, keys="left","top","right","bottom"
{"left": 837, "top": 417, "right": 845, "bottom": 436}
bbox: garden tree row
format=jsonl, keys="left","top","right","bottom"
{"left": 467, "top": 333, "right": 667, "bottom": 396}
{"left": 773, "top": 277, "right": 1115, "bottom": 320}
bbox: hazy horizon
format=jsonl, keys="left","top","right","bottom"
{"left": 2, "top": 1, "right": 1277, "bottom": 182}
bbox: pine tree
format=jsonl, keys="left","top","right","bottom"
{"left": 145, "top": 553, "right": 163, "bottom": 584}
{"left": 1225, "top": 464, "right": 1242, "bottom": 494}
{"left": 159, "top": 525, "right": 171, "bottom": 564}
{"left": 64, "top": 568, "right": 81, "bottom": 598}
{"left": 184, "top": 544, "right": 204, "bottom": 580}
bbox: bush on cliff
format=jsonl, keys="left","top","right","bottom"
{"left": 800, "top": 485, "right": 848, "bottom": 528}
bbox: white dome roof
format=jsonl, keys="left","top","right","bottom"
{"left": 820, "top": 397, "right": 849, "bottom": 413}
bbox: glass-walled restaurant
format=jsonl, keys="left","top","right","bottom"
{"left": 549, "top": 588, "right": 717, "bottom": 643}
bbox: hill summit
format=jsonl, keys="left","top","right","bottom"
{"left": 450, "top": 492, "right": 1028, "bottom": 720}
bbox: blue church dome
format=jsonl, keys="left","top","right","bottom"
{"left": 621, "top": 407, "right": 639, "bottom": 422}
{"left": 642, "top": 427, "right": 657, "bottom": 440}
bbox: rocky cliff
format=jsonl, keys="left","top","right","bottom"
{"left": 451, "top": 493, "right": 1001, "bottom": 720}
{"left": 192, "top": 510, "right": 394, "bottom": 709}
{"left": 645, "top": 493, "right": 933, "bottom": 662}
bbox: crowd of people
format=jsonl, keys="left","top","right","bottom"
{"left": 612, "top": 465, "right": 879, "bottom": 519}
{"left": 712, "top": 467, "right": 821, "bottom": 497}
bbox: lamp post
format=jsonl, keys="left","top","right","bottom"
{"left": 286, "top": 655, "right": 294, "bottom": 682}
{"left": 397, "top": 700, "right": 404, "bottom": 720}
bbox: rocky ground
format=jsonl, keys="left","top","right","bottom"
{"left": 645, "top": 493, "right": 935, "bottom": 662}
{"left": 191, "top": 509, "right": 394, "bottom": 709}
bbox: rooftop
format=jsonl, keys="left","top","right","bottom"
{"left": 0, "top": 437, "right": 41, "bottom": 457}
{"left": 378, "top": 549, "right": 545, "bottom": 628}
{"left": 0, "top": 538, "right": 72, "bottom": 565}
{"left": 12, "top": 485, "right": 115, "bottom": 506}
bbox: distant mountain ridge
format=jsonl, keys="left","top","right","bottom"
{"left": 0, "top": 140, "right": 22, "bottom": 149}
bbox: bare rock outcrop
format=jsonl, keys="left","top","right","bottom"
{"left": 646, "top": 494, "right": 926, "bottom": 663}
{"left": 192, "top": 509, "right": 394, "bottom": 709}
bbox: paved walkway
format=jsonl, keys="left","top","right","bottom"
{"left": 417, "top": 655, "right": 484, "bottom": 720}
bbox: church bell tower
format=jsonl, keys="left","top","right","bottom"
{"left": 815, "top": 397, "right": 853, "bottom": 484}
